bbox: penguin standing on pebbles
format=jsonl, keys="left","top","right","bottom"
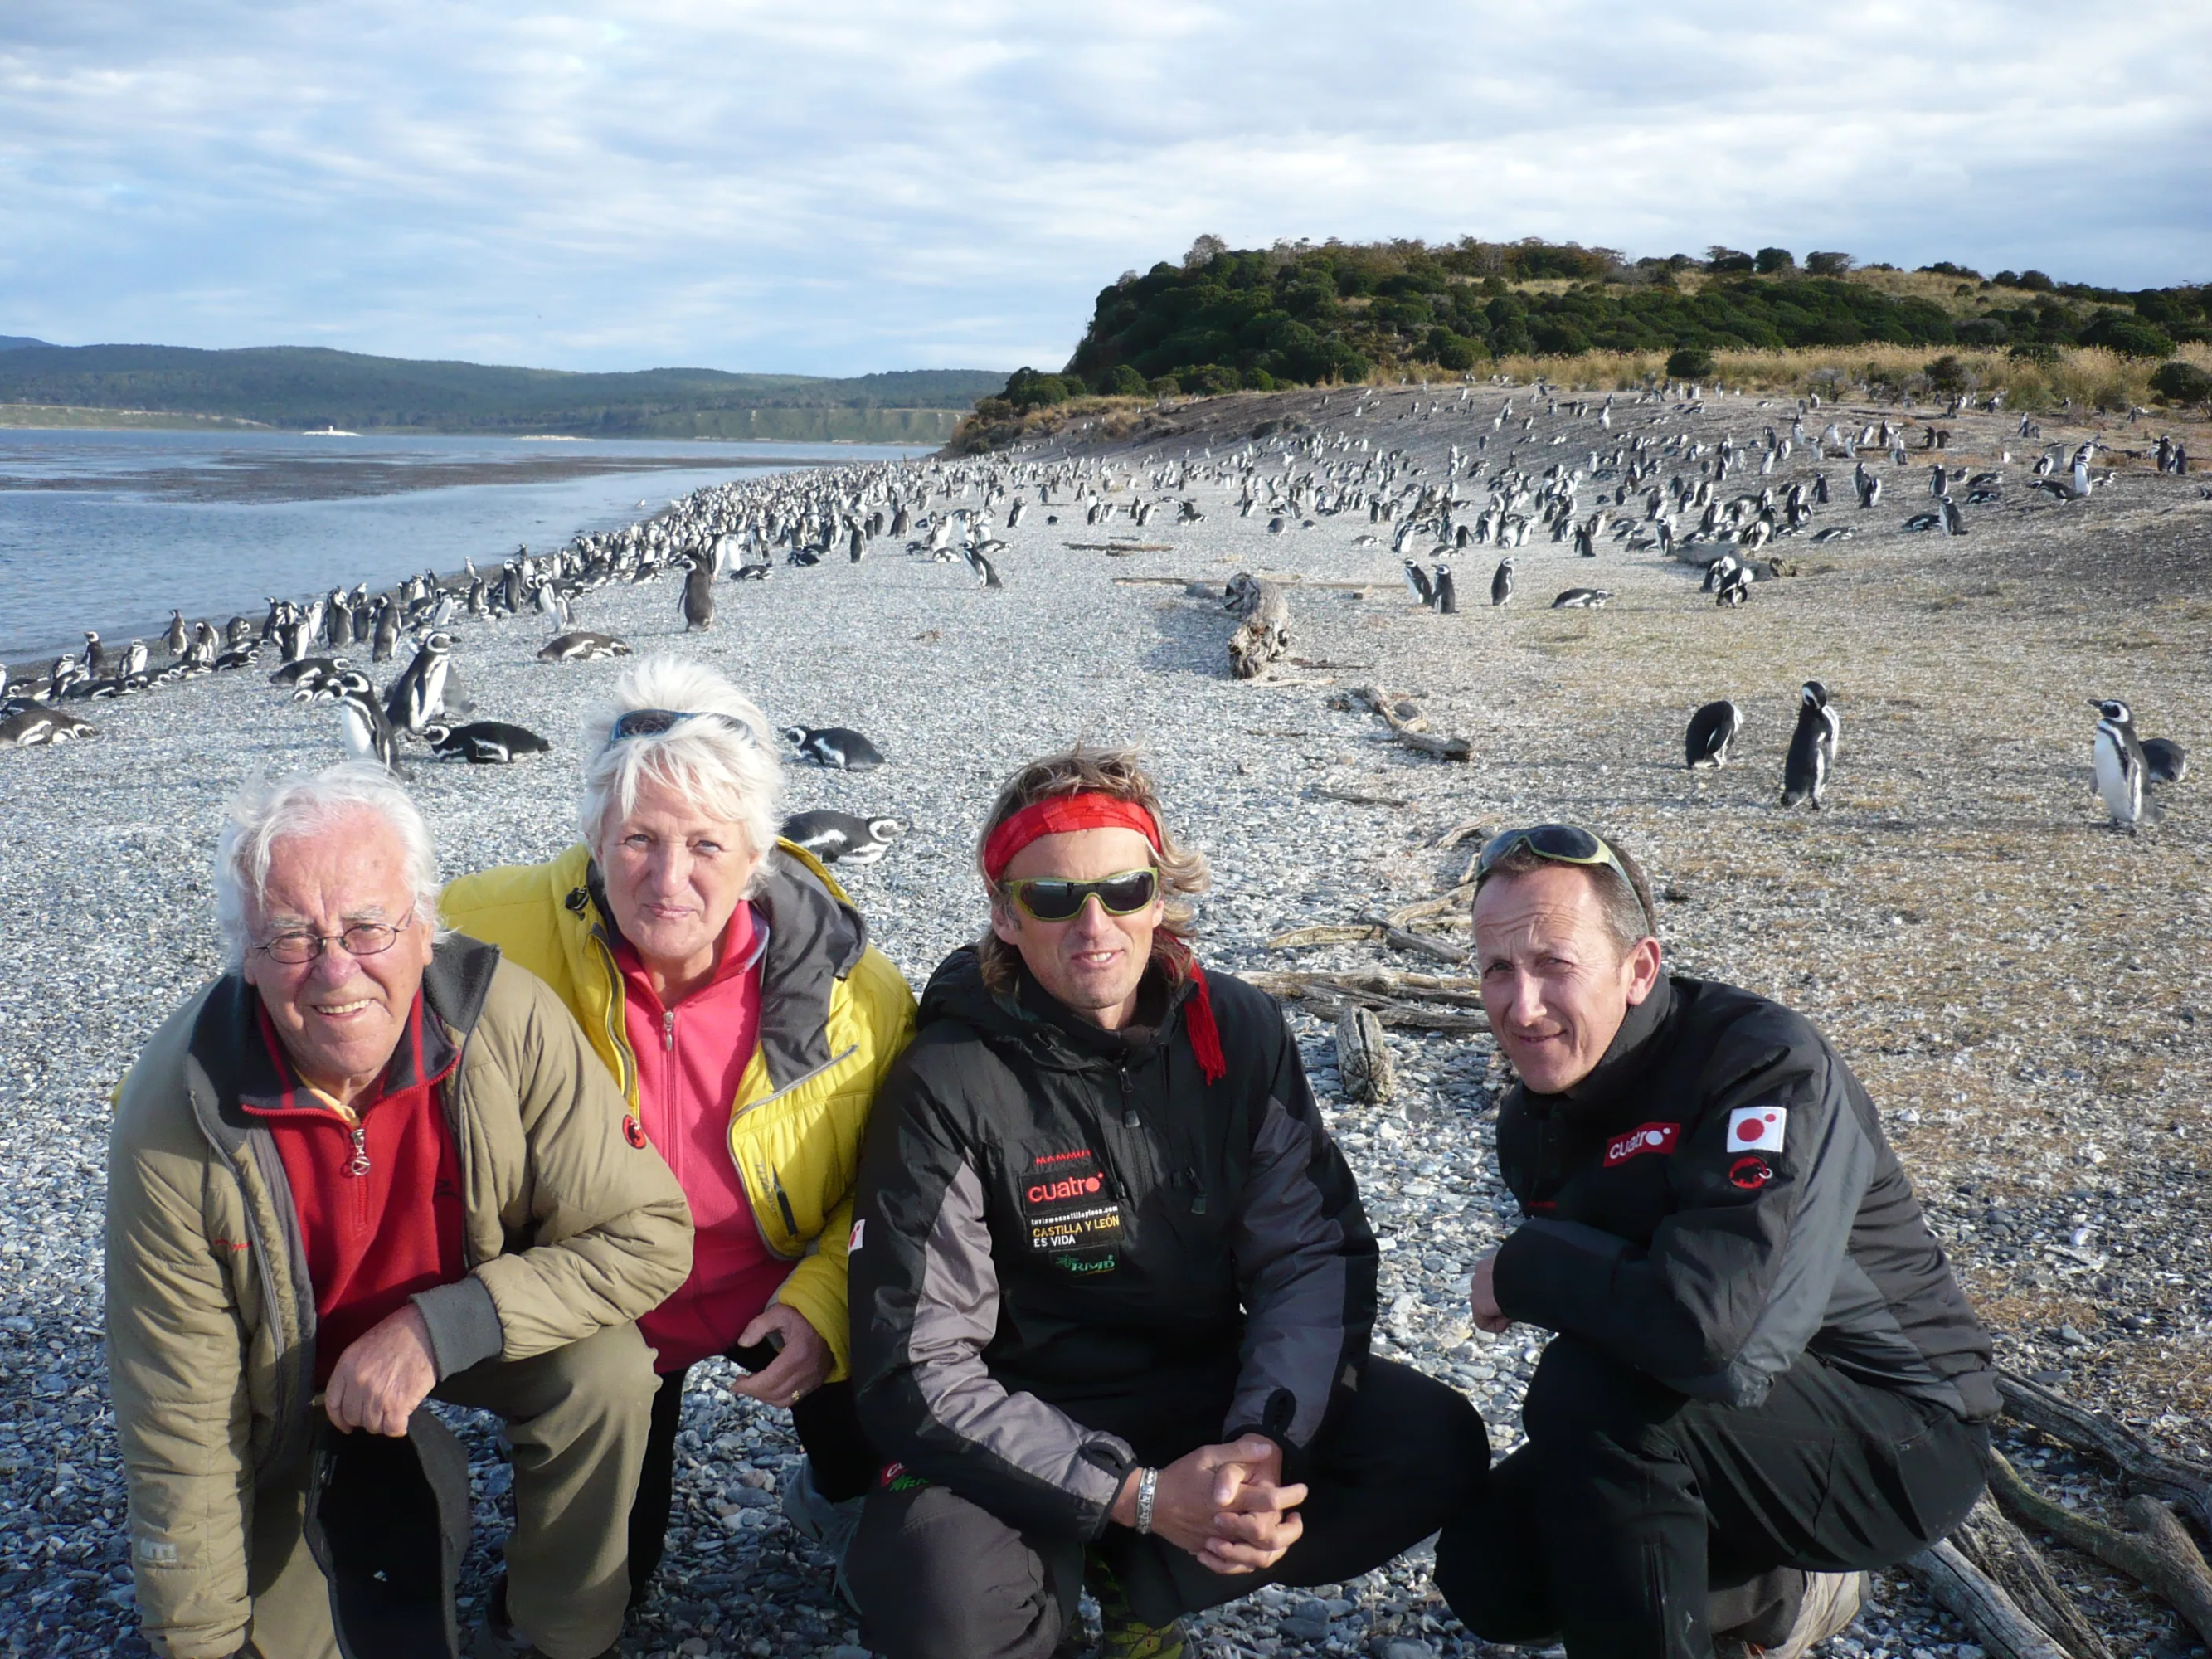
{"left": 785, "top": 726, "right": 886, "bottom": 771}
{"left": 1432, "top": 564, "right": 1457, "bottom": 614}
{"left": 1780, "top": 680, "right": 1839, "bottom": 808}
{"left": 682, "top": 558, "right": 716, "bottom": 632}
{"left": 383, "top": 631, "right": 454, "bottom": 734}
{"left": 333, "top": 670, "right": 407, "bottom": 776}
{"left": 1402, "top": 560, "right": 1434, "bottom": 606}
{"left": 780, "top": 810, "right": 906, "bottom": 866}
{"left": 2091, "top": 698, "right": 2146, "bottom": 831}
{"left": 1685, "top": 700, "right": 1743, "bottom": 769}
{"left": 1490, "top": 557, "right": 1514, "bottom": 606}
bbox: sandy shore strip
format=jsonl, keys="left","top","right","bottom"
{"left": 4, "top": 382, "right": 2210, "bottom": 1657}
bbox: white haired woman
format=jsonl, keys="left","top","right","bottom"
{"left": 442, "top": 659, "right": 914, "bottom": 1613}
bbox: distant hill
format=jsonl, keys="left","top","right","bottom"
{"left": 0, "top": 343, "right": 1006, "bottom": 438}
{"left": 0, "top": 336, "right": 51, "bottom": 351}
{"left": 1045, "top": 238, "right": 2210, "bottom": 396}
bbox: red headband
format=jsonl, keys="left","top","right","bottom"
{"left": 982, "top": 793, "right": 1163, "bottom": 883}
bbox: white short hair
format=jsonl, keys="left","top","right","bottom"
{"left": 216, "top": 762, "right": 445, "bottom": 967}
{"left": 580, "top": 658, "right": 783, "bottom": 869}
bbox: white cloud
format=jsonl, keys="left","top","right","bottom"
{"left": 0, "top": 0, "right": 2205, "bottom": 373}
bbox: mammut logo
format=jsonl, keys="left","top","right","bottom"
{"left": 1729, "top": 1155, "right": 1775, "bottom": 1190}
{"left": 1027, "top": 1175, "right": 1104, "bottom": 1204}
{"left": 1604, "top": 1122, "right": 1680, "bottom": 1166}
{"left": 1033, "top": 1148, "right": 1095, "bottom": 1168}
{"left": 621, "top": 1115, "right": 649, "bottom": 1151}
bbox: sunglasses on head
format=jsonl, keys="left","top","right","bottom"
{"left": 999, "top": 868, "right": 1159, "bottom": 922}
{"left": 1475, "top": 824, "right": 1648, "bottom": 919}
{"left": 606, "top": 708, "right": 753, "bottom": 747}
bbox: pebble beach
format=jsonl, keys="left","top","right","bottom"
{"left": 4, "top": 379, "right": 2210, "bottom": 1658}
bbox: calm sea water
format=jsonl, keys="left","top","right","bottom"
{"left": 0, "top": 428, "right": 929, "bottom": 660}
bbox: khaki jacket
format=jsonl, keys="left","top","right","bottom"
{"left": 105, "top": 940, "right": 693, "bottom": 1659}
{"left": 439, "top": 841, "right": 915, "bottom": 1382}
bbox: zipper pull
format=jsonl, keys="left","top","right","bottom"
{"left": 663, "top": 1009, "right": 676, "bottom": 1053}
{"left": 1118, "top": 1068, "right": 1138, "bottom": 1127}
{"left": 1186, "top": 1165, "right": 1208, "bottom": 1215}
{"left": 346, "top": 1126, "right": 370, "bottom": 1178}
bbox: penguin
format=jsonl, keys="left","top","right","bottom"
{"left": 2142, "top": 737, "right": 2188, "bottom": 786}
{"left": 1432, "top": 564, "right": 1457, "bottom": 614}
{"left": 0, "top": 706, "right": 98, "bottom": 747}
{"left": 333, "top": 670, "right": 406, "bottom": 775}
{"left": 1401, "top": 560, "right": 1433, "bottom": 606}
{"left": 1902, "top": 511, "right": 1942, "bottom": 533}
{"left": 421, "top": 720, "right": 552, "bottom": 763}
{"left": 120, "top": 640, "right": 150, "bottom": 679}
{"left": 383, "top": 631, "right": 454, "bottom": 734}
{"left": 960, "top": 545, "right": 1004, "bottom": 589}
{"left": 785, "top": 726, "right": 886, "bottom": 771}
{"left": 780, "top": 810, "right": 906, "bottom": 866}
{"left": 1490, "top": 557, "right": 1514, "bottom": 606}
{"left": 372, "top": 602, "right": 400, "bottom": 663}
{"left": 1780, "top": 680, "right": 1840, "bottom": 809}
{"left": 682, "top": 558, "right": 716, "bottom": 631}
{"left": 1714, "top": 564, "right": 1752, "bottom": 607}
{"left": 1941, "top": 496, "right": 1968, "bottom": 537}
{"left": 2091, "top": 698, "right": 2146, "bottom": 830}
{"left": 163, "top": 611, "right": 188, "bottom": 659}
{"left": 1685, "top": 699, "right": 1743, "bottom": 769}
{"left": 1551, "top": 588, "right": 1613, "bottom": 609}
{"left": 82, "top": 631, "right": 110, "bottom": 679}
{"left": 537, "top": 630, "right": 631, "bottom": 662}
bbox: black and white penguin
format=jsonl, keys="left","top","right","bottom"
{"left": 164, "top": 611, "right": 188, "bottom": 659}
{"left": 1780, "top": 680, "right": 1840, "bottom": 808}
{"left": 2091, "top": 698, "right": 2146, "bottom": 831}
{"left": 1685, "top": 699, "right": 1743, "bottom": 768}
{"left": 383, "top": 631, "right": 454, "bottom": 734}
{"left": 537, "top": 630, "right": 632, "bottom": 662}
{"left": 1551, "top": 588, "right": 1613, "bottom": 609}
{"left": 120, "top": 639, "right": 150, "bottom": 679}
{"left": 682, "top": 559, "right": 716, "bottom": 631}
{"left": 372, "top": 602, "right": 400, "bottom": 663}
{"left": 82, "top": 631, "right": 110, "bottom": 679}
{"left": 421, "top": 720, "right": 552, "bottom": 763}
{"left": 1490, "top": 557, "right": 1514, "bottom": 606}
{"left": 1401, "top": 560, "right": 1434, "bottom": 606}
{"left": 780, "top": 810, "right": 906, "bottom": 866}
{"left": 1941, "top": 496, "right": 1968, "bottom": 537}
{"left": 1714, "top": 564, "right": 1752, "bottom": 607}
{"left": 1432, "top": 564, "right": 1457, "bottom": 614}
{"left": 785, "top": 726, "right": 886, "bottom": 771}
{"left": 0, "top": 706, "right": 99, "bottom": 747}
{"left": 960, "top": 545, "right": 1004, "bottom": 589}
{"left": 333, "top": 670, "right": 406, "bottom": 775}
{"left": 2142, "top": 737, "right": 2188, "bottom": 786}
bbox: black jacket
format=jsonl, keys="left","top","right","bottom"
{"left": 848, "top": 946, "right": 1378, "bottom": 1540}
{"left": 1493, "top": 972, "right": 1999, "bottom": 1421}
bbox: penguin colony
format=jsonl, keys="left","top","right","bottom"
{"left": 5, "top": 380, "right": 2195, "bottom": 850}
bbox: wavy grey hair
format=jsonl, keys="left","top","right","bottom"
{"left": 580, "top": 658, "right": 783, "bottom": 872}
{"left": 216, "top": 762, "right": 446, "bottom": 968}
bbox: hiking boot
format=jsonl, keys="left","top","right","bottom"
{"left": 472, "top": 1575, "right": 625, "bottom": 1659}
{"left": 1087, "top": 1552, "right": 1187, "bottom": 1659}
{"left": 781, "top": 1461, "right": 865, "bottom": 1613}
{"left": 1748, "top": 1570, "right": 1868, "bottom": 1659}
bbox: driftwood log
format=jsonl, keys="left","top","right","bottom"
{"left": 1247, "top": 968, "right": 1491, "bottom": 1034}
{"left": 1900, "top": 1541, "right": 2074, "bottom": 1659}
{"left": 1997, "top": 1369, "right": 2212, "bottom": 1536}
{"left": 1334, "top": 1005, "right": 1395, "bottom": 1103}
{"left": 1334, "top": 686, "right": 1474, "bottom": 761}
{"left": 1225, "top": 573, "right": 1291, "bottom": 679}
{"left": 1987, "top": 1450, "right": 2212, "bottom": 1647}
{"left": 1948, "top": 1490, "right": 2114, "bottom": 1659}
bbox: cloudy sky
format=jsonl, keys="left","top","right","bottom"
{"left": 5, "top": 1, "right": 2207, "bottom": 376}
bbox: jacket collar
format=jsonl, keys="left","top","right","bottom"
{"left": 919, "top": 945, "right": 1194, "bottom": 1075}
{"left": 1519, "top": 970, "right": 1680, "bottom": 1121}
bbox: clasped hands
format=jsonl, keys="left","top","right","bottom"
{"left": 1112, "top": 1435, "right": 1309, "bottom": 1574}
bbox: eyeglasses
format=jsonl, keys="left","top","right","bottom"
{"left": 1475, "top": 824, "right": 1648, "bottom": 922}
{"left": 999, "top": 868, "right": 1159, "bottom": 922}
{"left": 606, "top": 708, "right": 752, "bottom": 747}
{"left": 251, "top": 907, "right": 418, "bottom": 966}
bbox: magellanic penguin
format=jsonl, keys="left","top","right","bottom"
{"left": 421, "top": 720, "right": 552, "bottom": 764}
{"left": 1490, "top": 557, "right": 1514, "bottom": 606}
{"left": 0, "top": 706, "right": 99, "bottom": 748}
{"left": 537, "top": 630, "right": 632, "bottom": 662}
{"left": 1432, "top": 564, "right": 1457, "bottom": 614}
{"left": 1685, "top": 700, "right": 1743, "bottom": 769}
{"left": 1401, "top": 560, "right": 1434, "bottom": 606}
{"left": 2091, "top": 698, "right": 2146, "bottom": 831}
{"left": 383, "top": 631, "right": 454, "bottom": 734}
{"left": 1780, "top": 680, "right": 1840, "bottom": 808}
{"left": 2142, "top": 737, "right": 2188, "bottom": 786}
{"left": 1551, "top": 588, "right": 1613, "bottom": 609}
{"left": 780, "top": 810, "right": 906, "bottom": 865}
{"left": 682, "top": 558, "right": 716, "bottom": 632}
{"left": 333, "top": 670, "right": 407, "bottom": 776}
{"left": 785, "top": 726, "right": 886, "bottom": 771}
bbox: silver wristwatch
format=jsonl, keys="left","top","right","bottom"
{"left": 1134, "top": 1467, "right": 1159, "bottom": 1535}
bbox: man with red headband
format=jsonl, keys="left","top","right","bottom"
{"left": 843, "top": 747, "right": 1485, "bottom": 1659}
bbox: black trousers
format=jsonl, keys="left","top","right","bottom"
{"left": 1433, "top": 1335, "right": 1990, "bottom": 1659}
{"left": 843, "top": 1357, "right": 1489, "bottom": 1659}
{"left": 628, "top": 1340, "right": 879, "bottom": 1601}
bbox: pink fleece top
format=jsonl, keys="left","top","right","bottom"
{"left": 616, "top": 903, "right": 788, "bottom": 1373}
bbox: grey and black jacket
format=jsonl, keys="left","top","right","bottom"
{"left": 848, "top": 946, "right": 1377, "bottom": 1540}
{"left": 1493, "top": 971, "right": 1999, "bottom": 1421}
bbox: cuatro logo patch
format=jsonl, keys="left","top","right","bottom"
{"left": 1604, "top": 1122, "right": 1680, "bottom": 1166}
{"left": 1021, "top": 1148, "right": 1123, "bottom": 1253}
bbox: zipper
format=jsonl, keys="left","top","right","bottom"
{"left": 733, "top": 1044, "right": 859, "bottom": 1120}
{"left": 663, "top": 1009, "right": 677, "bottom": 1053}
{"left": 345, "top": 1124, "right": 370, "bottom": 1179}
{"left": 1117, "top": 1066, "right": 1138, "bottom": 1128}
{"left": 588, "top": 931, "right": 638, "bottom": 1100}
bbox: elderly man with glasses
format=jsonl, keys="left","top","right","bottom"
{"left": 106, "top": 762, "right": 693, "bottom": 1659}
{"left": 842, "top": 745, "right": 1485, "bottom": 1659}
{"left": 1432, "top": 825, "right": 2000, "bottom": 1659}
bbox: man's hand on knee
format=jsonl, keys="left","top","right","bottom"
{"left": 1112, "top": 1436, "right": 1310, "bottom": 1575}
{"left": 323, "top": 1304, "right": 438, "bottom": 1437}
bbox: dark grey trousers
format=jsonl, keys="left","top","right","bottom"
{"left": 844, "top": 1358, "right": 1488, "bottom": 1659}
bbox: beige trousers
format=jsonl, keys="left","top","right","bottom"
{"left": 243, "top": 1321, "right": 660, "bottom": 1659}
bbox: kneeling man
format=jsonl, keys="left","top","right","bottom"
{"left": 1437, "top": 825, "right": 1996, "bottom": 1659}
{"left": 846, "top": 747, "right": 1485, "bottom": 1659}
{"left": 107, "top": 764, "right": 693, "bottom": 1659}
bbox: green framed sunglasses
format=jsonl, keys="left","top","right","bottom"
{"left": 999, "top": 867, "right": 1159, "bottom": 922}
{"left": 1475, "top": 824, "right": 1650, "bottom": 926}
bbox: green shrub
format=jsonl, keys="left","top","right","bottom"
{"left": 2151, "top": 360, "right": 2212, "bottom": 406}
{"left": 1924, "top": 354, "right": 1971, "bottom": 395}
{"left": 1754, "top": 247, "right": 1796, "bottom": 274}
{"left": 2079, "top": 313, "right": 2176, "bottom": 358}
{"left": 1707, "top": 247, "right": 1754, "bottom": 274}
{"left": 1806, "top": 251, "right": 1852, "bottom": 277}
{"left": 1102, "top": 363, "right": 1149, "bottom": 396}
{"left": 1667, "top": 345, "right": 1714, "bottom": 378}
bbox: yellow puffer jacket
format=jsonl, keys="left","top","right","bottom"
{"left": 441, "top": 839, "right": 915, "bottom": 1380}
